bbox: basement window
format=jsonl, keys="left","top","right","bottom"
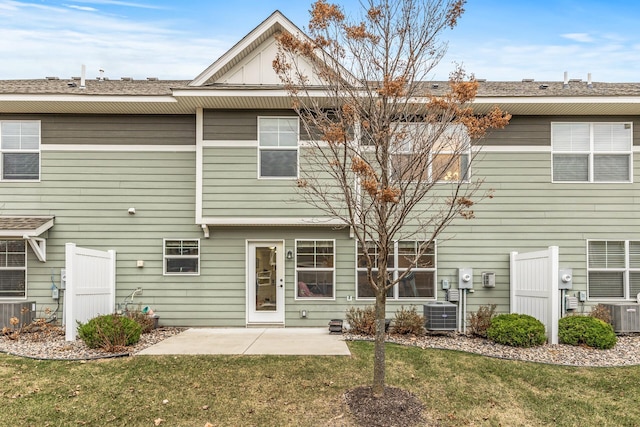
{"left": 0, "top": 240, "right": 27, "bottom": 299}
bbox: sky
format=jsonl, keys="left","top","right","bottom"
{"left": 1, "top": 0, "right": 639, "bottom": 82}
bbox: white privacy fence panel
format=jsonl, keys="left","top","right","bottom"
{"left": 64, "top": 243, "right": 116, "bottom": 341}
{"left": 510, "top": 246, "right": 559, "bottom": 344}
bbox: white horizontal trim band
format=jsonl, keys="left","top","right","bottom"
{"left": 42, "top": 145, "right": 196, "bottom": 152}
{"left": 201, "top": 217, "right": 346, "bottom": 226}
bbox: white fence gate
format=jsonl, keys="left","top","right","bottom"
{"left": 510, "top": 246, "right": 559, "bottom": 344}
{"left": 64, "top": 243, "right": 116, "bottom": 341}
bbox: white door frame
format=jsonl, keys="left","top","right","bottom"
{"left": 246, "top": 240, "right": 285, "bottom": 325}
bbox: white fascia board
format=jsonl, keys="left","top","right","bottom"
{"left": 473, "top": 96, "right": 640, "bottom": 105}
{"left": 173, "top": 89, "right": 293, "bottom": 98}
{"left": 190, "top": 11, "right": 303, "bottom": 87}
{"left": 201, "top": 217, "right": 347, "bottom": 226}
{"left": 0, "top": 94, "right": 178, "bottom": 104}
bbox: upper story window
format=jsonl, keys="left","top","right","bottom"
{"left": 164, "top": 239, "right": 199, "bottom": 275}
{"left": 356, "top": 240, "right": 436, "bottom": 300}
{"left": 258, "top": 117, "right": 298, "bottom": 178}
{"left": 0, "top": 240, "right": 27, "bottom": 299}
{"left": 588, "top": 240, "right": 640, "bottom": 301}
{"left": 552, "top": 122, "right": 632, "bottom": 183}
{"left": 390, "top": 123, "right": 470, "bottom": 182}
{"left": 1, "top": 121, "right": 41, "bottom": 181}
{"left": 295, "top": 240, "right": 335, "bottom": 299}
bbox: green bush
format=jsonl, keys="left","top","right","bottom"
{"left": 392, "top": 306, "right": 425, "bottom": 335}
{"left": 77, "top": 314, "right": 142, "bottom": 352}
{"left": 487, "top": 313, "right": 547, "bottom": 347}
{"left": 558, "top": 315, "right": 617, "bottom": 350}
{"left": 345, "top": 306, "right": 376, "bottom": 335}
{"left": 468, "top": 304, "right": 497, "bottom": 338}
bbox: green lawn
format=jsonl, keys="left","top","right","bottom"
{"left": 1, "top": 341, "right": 638, "bottom": 426}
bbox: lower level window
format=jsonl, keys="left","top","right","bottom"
{"left": 588, "top": 240, "right": 640, "bottom": 300}
{"left": 164, "top": 239, "right": 199, "bottom": 275}
{"left": 357, "top": 241, "right": 435, "bottom": 299}
{"left": 296, "top": 240, "right": 334, "bottom": 299}
{"left": 0, "top": 240, "right": 26, "bottom": 298}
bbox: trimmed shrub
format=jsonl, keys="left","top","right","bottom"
{"left": 589, "top": 304, "right": 612, "bottom": 325}
{"left": 468, "top": 304, "right": 497, "bottom": 338}
{"left": 558, "top": 315, "right": 617, "bottom": 350}
{"left": 345, "top": 306, "right": 376, "bottom": 335}
{"left": 487, "top": 313, "right": 546, "bottom": 347}
{"left": 77, "top": 314, "right": 142, "bottom": 352}
{"left": 392, "top": 306, "right": 425, "bottom": 335}
{"left": 126, "top": 310, "right": 156, "bottom": 334}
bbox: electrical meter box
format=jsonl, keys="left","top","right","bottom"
{"left": 458, "top": 268, "right": 473, "bottom": 289}
{"left": 558, "top": 268, "right": 573, "bottom": 290}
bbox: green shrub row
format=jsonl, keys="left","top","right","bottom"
{"left": 486, "top": 314, "right": 547, "bottom": 347}
{"left": 77, "top": 314, "right": 142, "bottom": 352}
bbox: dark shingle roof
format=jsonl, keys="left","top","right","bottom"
{"left": 1, "top": 78, "right": 640, "bottom": 98}
{"left": 0, "top": 79, "right": 190, "bottom": 96}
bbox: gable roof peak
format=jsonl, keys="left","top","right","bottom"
{"left": 189, "top": 10, "right": 304, "bottom": 87}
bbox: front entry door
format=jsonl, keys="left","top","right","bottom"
{"left": 247, "top": 241, "right": 285, "bottom": 324}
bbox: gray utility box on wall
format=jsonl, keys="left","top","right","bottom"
{"left": 0, "top": 301, "right": 36, "bottom": 329}
{"left": 424, "top": 301, "right": 457, "bottom": 331}
{"left": 601, "top": 304, "right": 640, "bottom": 333}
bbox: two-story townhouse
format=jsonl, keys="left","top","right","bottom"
{"left": 1, "top": 11, "right": 640, "bottom": 331}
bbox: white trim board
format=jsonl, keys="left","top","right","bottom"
{"left": 41, "top": 145, "right": 196, "bottom": 152}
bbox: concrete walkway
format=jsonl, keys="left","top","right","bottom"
{"left": 137, "top": 327, "right": 351, "bottom": 356}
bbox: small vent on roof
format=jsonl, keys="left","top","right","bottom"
{"left": 569, "top": 79, "right": 582, "bottom": 83}
{"left": 431, "top": 83, "right": 439, "bottom": 89}
{"left": 147, "top": 77, "right": 158, "bottom": 81}
{"left": 476, "top": 78, "right": 487, "bottom": 82}
{"left": 121, "top": 77, "right": 133, "bottom": 81}
{"left": 45, "top": 76, "right": 59, "bottom": 80}
{"left": 522, "top": 78, "right": 534, "bottom": 82}
{"left": 539, "top": 84, "right": 549, "bottom": 90}
{"left": 67, "top": 81, "right": 77, "bottom": 87}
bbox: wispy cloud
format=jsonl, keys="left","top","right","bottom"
{"left": 0, "top": 0, "right": 224, "bottom": 79}
{"left": 561, "top": 33, "right": 595, "bottom": 43}
{"left": 68, "top": 0, "right": 167, "bottom": 10}
{"left": 64, "top": 4, "right": 98, "bottom": 12}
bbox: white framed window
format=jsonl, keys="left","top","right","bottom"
{"left": 0, "top": 240, "right": 27, "bottom": 299}
{"left": 587, "top": 240, "right": 640, "bottom": 300}
{"left": 1, "top": 121, "right": 41, "bottom": 181}
{"left": 356, "top": 241, "right": 436, "bottom": 299}
{"left": 258, "top": 117, "right": 298, "bottom": 178}
{"left": 552, "top": 122, "right": 632, "bottom": 183}
{"left": 163, "top": 239, "right": 200, "bottom": 275}
{"left": 295, "top": 240, "right": 335, "bottom": 299}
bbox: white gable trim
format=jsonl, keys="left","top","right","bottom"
{"left": 190, "top": 11, "right": 304, "bottom": 87}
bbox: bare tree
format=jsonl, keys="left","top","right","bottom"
{"left": 274, "top": 0, "right": 510, "bottom": 397}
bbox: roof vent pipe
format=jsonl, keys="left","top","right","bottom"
{"left": 587, "top": 73, "right": 593, "bottom": 89}
{"left": 98, "top": 68, "right": 105, "bottom": 81}
{"left": 563, "top": 71, "right": 569, "bottom": 88}
{"left": 80, "top": 64, "right": 86, "bottom": 89}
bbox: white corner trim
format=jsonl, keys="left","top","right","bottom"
{"left": 195, "top": 107, "right": 204, "bottom": 224}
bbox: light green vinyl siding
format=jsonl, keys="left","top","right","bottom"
{"left": 201, "top": 146, "right": 328, "bottom": 218}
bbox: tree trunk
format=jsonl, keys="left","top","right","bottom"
{"left": 372, "top": 290, "right": 387, "bottom": 397}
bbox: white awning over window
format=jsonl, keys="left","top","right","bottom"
{"left": 0, "top": 216, "right": 54, "bottom": 262}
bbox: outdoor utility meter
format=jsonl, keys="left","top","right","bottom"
{"left": 458, "top": 268, "right": 473, "bottom": 289}
{"left": 558, "top": 268, "right": 573, "bottom": 290}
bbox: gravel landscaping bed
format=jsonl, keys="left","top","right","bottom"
{"left": 0, "top": 327, "right": 185, "bottom": 360}
{"left": 2, "top": 327, "right": 640, "bottom": 366}
{"left": 345, "top": 332, "right": 640, "bottom": 367}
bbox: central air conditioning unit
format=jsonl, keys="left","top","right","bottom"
{"left": 0, "top": 301, "right": 36, "bottom": 329}
{"left": 601, "top": 304, "right": 640, "bottom": 334}
{"left": 424, "top": 301, "right": 457, "bottom": 331}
